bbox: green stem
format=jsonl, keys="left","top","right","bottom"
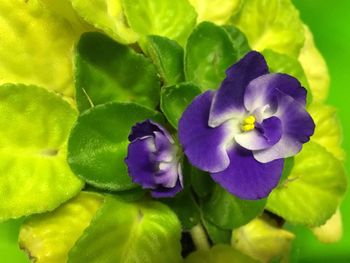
{"left": 190, "top": 223, "right": 210, "bottom": 251}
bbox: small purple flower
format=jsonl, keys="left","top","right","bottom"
{"left": 179, "top": 51, "right": 315, "bottom": 200}
{"left": 125, "top": 120, "right": 183, "bottom": 198}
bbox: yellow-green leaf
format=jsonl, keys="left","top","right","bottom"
{"left": 231, "top": 0, "right": 305, "bottom": 57}
{"left": 0, "top": 0, "right": 78, "bottom": 97}
{"left": 312, "top": 208, "right": 343, "bottom": 243}
{"left": 308, "top": 103, "right": 345, "bottom": 160}
{"left": 232, "top": 215, "right": 295, "bottom": 263}
{"left": 38, "top": 0, "right": 93, "bottom": 33}
{"left": 189, "top": 0, "right": 241, "bottom": 25}
{"left": 68, "top": 195, "right": 183, "bottom": 263}
{"left": 299, "top": 25, "right": 330, "bottom": 102}
{"left": 185, "top": 245, "right": 258, "bottom": 263}
{"left": 0, "top": 84, "right": 83, "bottom": 221}
{"left": 122, "top": 0, "right": 197, "bottom": 46}
{"left": 71, "top": 0, "right": 138, "bottom": 44}
{"left": 266, "top": 142, "right": 347, "bottom": 227}
{"left": 19, "top": 192, "right": 103, "bottom": 263}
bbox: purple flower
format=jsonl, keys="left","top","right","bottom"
{"left": 178, "top": 51, "right": 315, "bottom": 200}
{"left": 125, "top": 120, "right": 183, "bottom": 198}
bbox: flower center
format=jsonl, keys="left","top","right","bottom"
{"left": 241, "top": 115, "right": 256, "bottom": 132}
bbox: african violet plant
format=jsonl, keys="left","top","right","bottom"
{"left": 0, "top": 0, "right": 347, "bottom": 262}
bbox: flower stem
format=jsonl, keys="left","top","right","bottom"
{"left": 190, "top": 224, "right": 210, "bottom": 251}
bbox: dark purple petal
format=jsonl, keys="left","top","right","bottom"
{"left": 244, "top": 73, "right": 307, "bottom": 113}
{"left": 151, "top": 179, "right": 183, "bottom": 198}
{"left": 126, "top": 120, "right": 183, "bottom": 198}
{"left": 235, "top": 116, "right": 282, "bottom": 150}
{"left": 128, "top": 119, "right": 173, "bottom": 143}
{"left": 179, "top": 91, "right": 234, "bottom": 173}
{"left": 253, "top": 93, "right": 315, "bottom": 163}
{"left": 128, "top": 120, "right": 159, "bottom": 141}
{"left": 209, "top": 51, "right": 269, "bottom": 127}
{"left": 211, "top": 146, "right": 284, "bottom": 200}
{"left": 125, "top": 136, "right": 157, "bottom": 189}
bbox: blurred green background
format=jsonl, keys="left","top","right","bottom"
{"left": 291, "top": 0, "right": 350, "bottom": 262}
{"left": 0, "top": 0, "right": 349, "bottom": 262}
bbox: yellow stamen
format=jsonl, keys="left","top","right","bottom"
{"left": 241, "top": 115, "right": 256, "bottom": 132}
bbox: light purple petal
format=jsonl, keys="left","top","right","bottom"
{"left": 151, "top": 180, "right": 182, "bottom": 198}
{"left": 251, "top": 104, "right": 276, "bottom": 123}
{"left": 209, "top": 51, "right": 269, "bottom": 127}
{"left": 178, "top": 91, "right": 234, "bottom": 173}
{"left": 211, "top": 146, "right": 284, "bottom": 200}
{"left": 125, "top": 136, "right": 157, "bottom": 189}
{"left": 177, "top": 163, "right": 184, "bottom": 188}
{"left": 154, "top": 162, "right": 179, "bottom": 188}
{"left": 153, "top": 131, "right": 174, "bottom": 162}
{"left": 235, "top": 116, "right": 282, "bottom": 150}
{"left": 253, "top": 93, "right": 315, "bottom": 163}
{"left": 244, "top": 73, "right": 307, "bottom": 113}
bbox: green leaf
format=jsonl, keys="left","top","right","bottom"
{"left": 0, "top": 84, "right": 83, "bottom": 221}
{"left": 202, "top": 219, "right": 231, "bottom": 245}
{"left": 0, "top": 0, "right": 79, "bottom": 97}
{"left": 113, "top": 187, "right": 147, "bottom": 202}
{"left": 71, "top": 0, "right": 139, "bottom": 44}
{"left": 298, "top": 25, "right": 330, "bottom": 102}
{"left": 266, "top": 142, "right": 347, "bottom": 227}
{"left": 231, "top": 215, "right": 295, "bottom": 263}
{"left": 68, "top": 195, "right": 182, "bottom": 263}
{"left": 190, "top": 166, "right": 214, "bottom": 198}
{"left": 19, "top": 192, "right": 103, "bottom": 263}
{"left": 121, "top": 0, "right": 197, "bottom": 46}
{"left": 0, "top": 219, "right": 29, "bottom": 263}
{"left": 308, "top": 103, "right": 345, "bottom": 160}
{"left": 160, "top": 83, "right": 201, "bottom": 129}
{"left": 82, "top": 185, "right": 146, "bottom": 203}
{"left": 185, "top": 245, "right": 258, "bottom": 263}
{"left": 279, "top": 157, "right": 295, "bottom": 183}
{"left": 162, "top": 190, "right": 200, "bottom": 231}
{"left": 202, "top": 185, "right": 266, "bottom": 230}
{"left": 75, "top": 32, "right": 160, "bottom": 112}
{"left": 222, "top": 25, "right": 251, "bottom": 59}
{"left": 142, "top": 35, "right": 185, "bottom": 86}
{"left": 188, "top": 0, "right": 241, "bottom": 25}
{"left": 231, "top": 0, "right": 305, "bottom": 57}
{"left": 68, "top": 102, "right": 163, "bottom": 191}
{"left": 185, "top": 22, "right": 238, "bottom": 91}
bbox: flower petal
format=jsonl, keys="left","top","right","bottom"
{"left": 153, "top": 131, "right": 174, "bottom": 162}
{"left": 244, "top": 73, "right": 307, "bottom": 113}
{"left": 155, "top": 162, "right": 179, "bottom": 188}
{"left": 235, "top": 116, "right": 282, "bottom": 151}
{"left": 211, "top": 146, "right": 284, "bottom": 200}
{"left": 179, "top": 91, "right": 233, "bottom": 173}
{"left": 125, "top": 136, "right": 157, "bottom": 189}
{"left": 253, "top": 94, "right": 315, "bottom": 163}
{"left": 128, "top": 119, "right": 174, "bottom": 143}
{"left": 151, "top": 180, "right": 183, "bottom": 198}
{"left": 209, "top": 51, "right": 269, "bottom": 127}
